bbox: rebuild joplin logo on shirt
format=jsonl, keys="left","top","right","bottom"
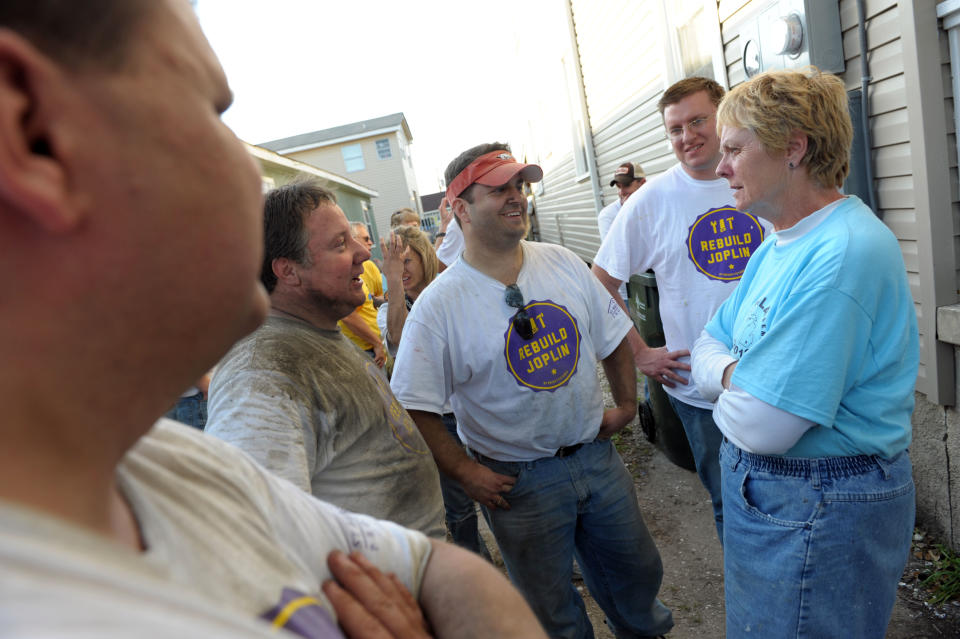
{"left": 686, "top": 206, "right": 765, "bottom": 281}
{"left": 503, "top": 300, "right": 581, "bottom": 391}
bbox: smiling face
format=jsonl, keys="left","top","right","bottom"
{"left": 716, "top": 125, "right": 788, "bottom": 220}
{"left": 663, "top": 90, "right": 723, "bottom": 181}
{"left": 293, "top": 203, "right": 371, "bottom": 328}
{"left": 460, "top": 174, "right": 528, "bottom": 251}
{"left": 401, "top": 246, "right": 426, "bottom": 297}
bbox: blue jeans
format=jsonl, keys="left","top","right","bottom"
{"left": 474, "top": 439, "right": 673, "bottom": 639}
{"left": 166, "top": 393, "right": 207, "bottom": 430}
{"left": 720, "top": 440, "right": 915, "bottom": 639}
{"left": 667, "top": 394, "right": 723, "bottom": 541}
{"left": 439, "top": 414, "right": 492, "bottom": 560}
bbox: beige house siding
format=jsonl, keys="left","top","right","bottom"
{"left": 245, "top": 143, "right": 379, "bottom": 248}
{"left": 284, "top": 132, "right": 418, "bottom": 241}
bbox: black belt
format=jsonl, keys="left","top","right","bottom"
{"left": 468, "top": 442, "right": 584, "bottom": 463}
{"left": 555, "top": 443, "right": 584, "bottom": 458}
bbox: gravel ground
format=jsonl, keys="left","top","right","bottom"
{"left": 476, "top": 368, "right": 960, "bottom": 637}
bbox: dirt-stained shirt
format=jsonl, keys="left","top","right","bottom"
{"left": 207, "top": 315, "right": 444, "bottom": 538}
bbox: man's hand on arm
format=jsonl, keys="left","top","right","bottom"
{"left": 591, "top": 264, "right": 690, "bottom": 388}
{"left": 633, "top": 342, "right": 690, "bottom": 389}
{"left": 325, "top": 541, "right": 547, "bottom": 639}
{"left": 324, "top": 550, "right": 432, "bottom": 639}
{"left": 408, "top": 410, "right": 515, "bottom": 511}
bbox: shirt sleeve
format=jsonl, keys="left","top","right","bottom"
{"left": 691, "top": 329, "right": 737, "bottom": 402}
{"left": 206, "top": 369, "right": 320, "bottom": 493}
{"left": 215, "top": 431, "right": 434, "bottom": 600}
{"left": 592, "top": 195, "right": 652, "bottom": 283}
{"left": 436, "top": 223, "right": 464, "bottom": 267}
{"left": 376, "top": 303, "right": 398, "bottom": 358}
{"left": 713, "top": 383, "right": 816, "bottom": 454}
{"left": 577, "top": 258, "right": 632, "bottom": 360}
{"left": 390, "top": 314, "right": 451, "bottom": 415}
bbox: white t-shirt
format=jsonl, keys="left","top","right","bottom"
{"left": 435, "top": 221, "right": 465, "bottom": 267}
{"left": 593, "top": 163, "right": 769, "bottom": 409}
{"left": 596, "top": 199, "right": 627, "bottom": 300}
{"left": 0, "top": 420, "right": 431, "bottom": 638}
{"left": 597, "top": 200, "right": 621, "bottom": 240}
{"left": 391, "top": 241, "right": 632, "bottom": 461}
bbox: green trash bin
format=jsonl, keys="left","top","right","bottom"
{"left": 627, "top": 272, "right": 696, "bottom": 472}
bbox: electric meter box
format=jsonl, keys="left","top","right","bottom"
{"left": 727, "top": 0, "right": 845, "bottom": 79}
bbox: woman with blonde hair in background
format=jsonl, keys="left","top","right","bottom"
{"left": 691, "top": 67, "right": 918, "bottom": 638}
{"left": 379, "top": 225, "right": 492, "bottom": 561}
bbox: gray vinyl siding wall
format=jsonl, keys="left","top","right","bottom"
{"left": 535, "top": 157, "right": 595, "bottom": 254}
{"left": 534, "top": 0, "right": 671, "bottom": 265}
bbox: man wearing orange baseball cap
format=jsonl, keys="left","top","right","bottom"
{"left": 390, "top": 142, "right": 673, "bottom": 639}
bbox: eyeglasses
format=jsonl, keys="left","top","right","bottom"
{"left": 667, "top": 114, "right": 713, "bottom": 140}
{"left": 504, "top": 284, "right": 535, "bottom": 340}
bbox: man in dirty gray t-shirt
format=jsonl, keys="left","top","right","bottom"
{"left": 207, "top": 181, "right": 444, "bottom": 538}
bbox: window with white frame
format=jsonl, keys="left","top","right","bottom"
{"left": 375, "top": 138, "right": 392, "bottom": 160}
{"left": 561, "top": 54, "right": 591, "bottom": 182}
{"left": 342, "top": 144, "right": 365, "bottom": 172}
{"left": 661, "top": 0, "right": 726, "bottom": 85}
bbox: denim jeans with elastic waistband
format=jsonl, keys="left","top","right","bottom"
{"left": 472, "top": 438, "right": 673, "bottom": 639}
{"left": 720, "top": 439, "right": 915, "bottom": 639}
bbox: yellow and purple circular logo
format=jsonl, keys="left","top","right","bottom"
{"left": 687, "top": 206, "right": 765, "bottom": 281}
{"left": 504, "top": 301, "right": 581, "bottom": 392}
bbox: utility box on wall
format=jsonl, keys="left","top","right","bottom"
{"left": 727, "top": 0, "right": 845, "bottom": 78}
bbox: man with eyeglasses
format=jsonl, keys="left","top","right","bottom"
{"left": 592, "top": 77, "right": 771, "bottom": 543}
{"left": 390, "top": 142, "right": 673, "bottom": 639}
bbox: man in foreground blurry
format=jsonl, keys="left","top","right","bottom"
{"left": 0, "top": 1, "right": 545, "bottom": 637}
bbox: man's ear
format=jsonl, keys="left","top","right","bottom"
{"left": 272, "top": 258, "right": 301, "bottom": 287}
{"left": 451, "top": 196, "right": 470, "bottom": 225}
{"left": 0, "top": 32, "right": 76, "bottom": 233}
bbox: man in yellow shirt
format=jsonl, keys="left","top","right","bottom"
{"left": 339, "top": 222, "right": 387, "bottom": 367}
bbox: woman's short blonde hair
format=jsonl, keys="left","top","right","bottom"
{"left": 717, "top": 67, "right": 852, "bottom": 189}
{"left": 394, "top": 225, "right": 438, "bottom": 287}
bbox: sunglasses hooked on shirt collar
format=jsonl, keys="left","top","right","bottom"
{"left": 504, "top": 284, "right": 535, "bottom": 340}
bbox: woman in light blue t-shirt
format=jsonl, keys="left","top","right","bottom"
{"left": 691, "top": 67, "right": 918, "bottom": 639}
